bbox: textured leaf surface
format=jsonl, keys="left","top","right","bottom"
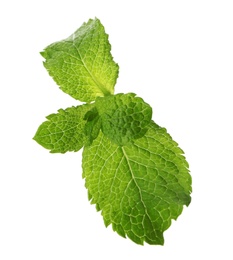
{"left": 34, "top": 104, "right": 93, "bottom": 153}
{"left": 41, "top": 18, "right": 119, "bottom": 102}
{"left": 95, "top": 93, "right": 152, "bottom": 146}
{"left": 82, "top": 121, "right": 191, "bottom": 245}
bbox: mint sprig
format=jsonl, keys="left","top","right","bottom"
{"left": 34, "top": 18, "right": 192, "bottom": 245}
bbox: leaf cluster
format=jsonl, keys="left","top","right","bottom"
{"left": 34, "top": 18, "right": 192, "bottom": 245}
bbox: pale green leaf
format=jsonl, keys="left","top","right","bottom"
{"left": 95, "top": 93, "right": 152, "bottom": 146}
{"left": 82, "top": 121, "right": 191, "bottom": 245}
{"left": 34, "top": 104, "right": 93, "bottom": 153}
{"left": 41, "top": 18, "right": 119, "bottom": 102}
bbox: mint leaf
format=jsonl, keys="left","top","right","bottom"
{"left": 41, "top": 18, "right": 119, "bottom": 102}
{"left": 83, "top": 107, "right": 101, "bottom": 145}
{"left": 95, "top": 93, "right": 152, "bottom": 146}
{"left": 82, "top": 121, "right": 191, "bottom": 245}
{"left": 34, "top": 104, "right": 93, "bottom": 153}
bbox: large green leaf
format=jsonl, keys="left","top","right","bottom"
{"left": 82, "top": 121, "right": 191, "bottom": 245}
{"left": 41, "top": 18, "right": 119, "bottom": 102}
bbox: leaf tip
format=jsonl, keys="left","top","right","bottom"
{"left": 40, "top": 50, "right": 46, "bottom": 59}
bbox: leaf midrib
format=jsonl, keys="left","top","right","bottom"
{"left": 72, "top": 38, "right": 111, "bottom": 97}
{"left": 121, "top": 146, "right": 152, "bottom": 225}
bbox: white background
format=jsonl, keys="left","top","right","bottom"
{"left": 1, "top": 0, "right": 233, "bottom": 259}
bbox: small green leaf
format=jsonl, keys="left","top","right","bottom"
{"left": 95, "top": 93, "right": 152, "bottom": 146}
{"left": 33, "top": 104, "right": 93, "bottom": 153}
{"left": 41, "top": 18, "right": 119, "bottom": 102}
{"left": 82, "top": 121, "right": 191, "bottom": 245}
{"left": 84, "top": 107, "right": 101, "bottom": 146}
